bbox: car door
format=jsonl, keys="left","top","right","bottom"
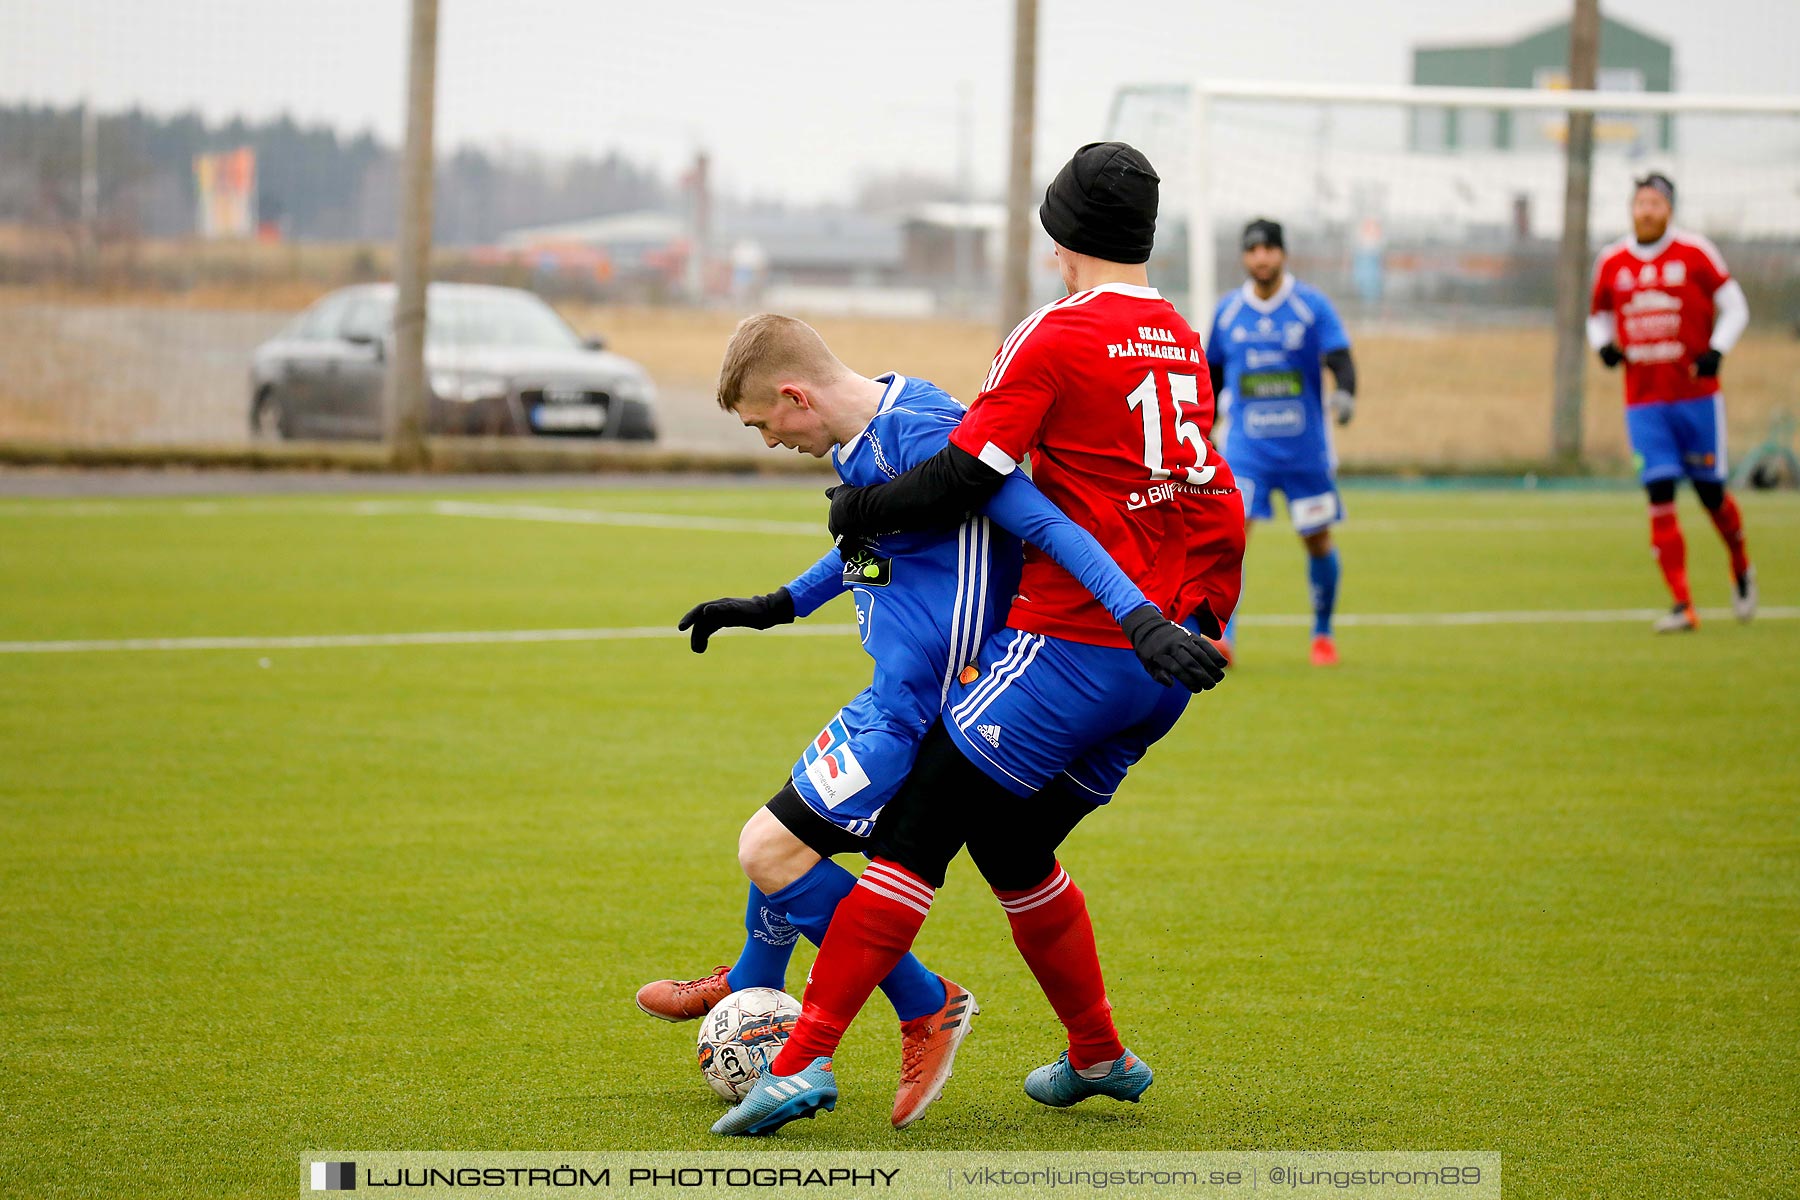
{"left": 281, "top": 292, "right": 355, "bottom": 437}
{"left": 331, "top": 293, "right": 394, "bottom": 439}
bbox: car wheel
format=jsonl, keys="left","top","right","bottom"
{"left": 252, "top": 391, "right": 289, "bottom": 440}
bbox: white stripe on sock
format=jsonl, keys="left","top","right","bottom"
{"left": 1000, "top": 870, "right": 1073, "bottom": 914}
{"left": 855, "top": 878, "right": 932, "bottom": 917}
{"left": 999, "top": 867, "right": 1069, "bottom": 911}
{"left": 862, "top": 862, "right": 935, "bottom": 906}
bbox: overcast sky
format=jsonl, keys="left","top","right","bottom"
{"left": 3, "top": 0, "right": 1796, "bottom": 202}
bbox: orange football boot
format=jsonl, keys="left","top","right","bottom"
{"left": 635, "top": 966, "right": 732, "bottom": 1022}
{"left": 891, "top": 976, "right": 979, "bottom": 1128}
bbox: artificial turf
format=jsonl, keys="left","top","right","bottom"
{"left": 1, "top": 484, "right": 1794, "bottom": 1198}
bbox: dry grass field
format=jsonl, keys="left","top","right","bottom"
{"left": 561, "top": 303, "right": 1800, "bottom": 470}
{"left": 3, "top": 280, "right": 1795, "bottom": 469}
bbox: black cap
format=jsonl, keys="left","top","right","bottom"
{"left": 1038, "top": 141, "right": 1159, "bottom": 264}
{"left": 1635, "top": 172, "right": 1675, "bottom": 206}
{"left": 1242, "top": 218, "right": 1285, "bottom": 252}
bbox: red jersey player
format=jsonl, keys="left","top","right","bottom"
{"left": 1588, "top": 172, "right": 1755, "bottom": 632}
{"left": 713, "top": 142, "right": 1244, "bottom": 1136}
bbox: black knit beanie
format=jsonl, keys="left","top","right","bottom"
{"left": 1038, "top": 141, "right": 1159, "bottom": 264}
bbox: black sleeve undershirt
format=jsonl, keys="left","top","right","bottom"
{"left": 1323, "top": 347, "right": 1356, "bottom": 396}
{"left": 828, "top": 441, "right": 1006, "bottom": 539}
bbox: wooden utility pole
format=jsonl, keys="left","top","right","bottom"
{"left": 389, "top": 0, "right": 440, "bottom": 468}
{"left": 1551, "top": 0, "right": 1601, "bottom": 464}
{"left": 79, "top": 100, "right": 98, "bottom": 264}
{"left": 999, "top": 0, "right": 1039, "bottom": 335}
{"left": 685, "top": 151, "right": 710, "bottom": 304}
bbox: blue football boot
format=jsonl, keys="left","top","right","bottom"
{"left": 711, "top": 1057, "right": 838, "bottom": 1136}
{"left": 1023, "top": 1048, "right": 1154, "bottom": 1107}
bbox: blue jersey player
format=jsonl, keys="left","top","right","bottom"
{"left": 636, "top": 314, "right": 1210, "bottom": 1129}
{"left": 1207, "top": 218, "right": 1359, "bottom": 666}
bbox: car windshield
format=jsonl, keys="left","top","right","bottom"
{"left": 427, "top": 292, "right": 583, "bottom": 351}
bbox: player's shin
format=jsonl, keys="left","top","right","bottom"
{"left": 993, "top": 863, "right": 1125, "bottom": 1071}
{"left": 766, "top": 858, "right": 935, "bottom": 1076}
{"left": 767, "top": 860, "right": 947, "bottom": 1021}
{"left": 726, "top": 884, "right": 800, "bottom": 993}
{"left": 1649, "top": 500, "right": 1693, "bottom": 609}
{"left": 1703, "top": 492, "right": 1751, "bottom": 579}
{"left": 1307, "top": 546, "right": 1340, "bottom": 637}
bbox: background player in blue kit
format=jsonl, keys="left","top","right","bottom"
{"left": 1207, "top": 218, "right": 1359, "bottom": 666}
{"left": 638, "top": 313, "right": 1215, "bottom": 1129}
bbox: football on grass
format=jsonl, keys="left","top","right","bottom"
{"left": 696, "top": 987, "right": 802, "bottom": 1102}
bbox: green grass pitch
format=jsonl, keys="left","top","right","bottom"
{"left": 1, "top": 484, "right": 1795, "bottom": 1198}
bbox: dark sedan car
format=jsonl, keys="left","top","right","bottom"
{"left": 250, "top": 282, "right": 658, "bottom": 440}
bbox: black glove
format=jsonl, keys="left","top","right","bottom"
{"left": 1693, "top": 348, "right": 1722, "bottom": 378}
{"left": 1121, "top": 604, "right": 1229, "bottom": 692}
{"left": 825, "top": 485, "right": 873, "bottom": 561}
{"left": 1598, "top": 343, "right": 1625, "bottom": 369}
{"left": 677, "top": 588, "right": 795, "bottom": 653}
{"left": 825, "top": 484, "right": 861, "bottom": 539}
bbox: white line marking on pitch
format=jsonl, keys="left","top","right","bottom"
{"left": 1250, "top": 606, "right": 1799, "bottom": 627}
{"left": 0, "top": 498, "right": 826, "bottom": 532}
{"left": 398, "top": 500, "right": 1800, "bottom": 535}
{"left": 2, "top": 607, "right": 1793, "bottom": 654}
{"left": 0, "top": 624, "right": 861, "bottom": 654}
{"left": 3, "top": 497, "right": 1796, "bottom": 534}
{"left": 420, "top": 500, "right": 822, "bottom": 535}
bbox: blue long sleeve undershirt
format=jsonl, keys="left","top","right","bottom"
{"left": 981, "top": 471, "right": 1149, "bottom": 625}
{"left": 784, "top": 546, "right": 846, "bottom": 618}
{"left": 781, "top": 473, "right": 1149, "bottom": 625}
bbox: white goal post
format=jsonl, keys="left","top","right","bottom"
{"left": 1168, "top": 81, "right": 1800, "bottom": 317}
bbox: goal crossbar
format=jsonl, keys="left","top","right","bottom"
{"left": 1154, "top": 80, "right": 1800, "bottom": 321}
{"left": 1184, "top": 80, "right": 1800, "bottom": 117}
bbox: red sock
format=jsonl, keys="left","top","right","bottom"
{"left": 995, "top": 863, "right": 1124, "bottom": 1071}
{"left": 768, "top": 859, "right": 932, "bottom": 1076}
{"left": 1705, "top": 494, "right": 1751, "bottom": 579}
{"left": 1649, "top": 502, "right": 1691, "bottom": 609}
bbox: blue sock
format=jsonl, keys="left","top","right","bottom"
{"left": 1308, "top": 548, "right": 1341, "bottom": 637}
{"left": 1223, "top": 606, "right": 1240, "bottom": 645}
{"left": 726, "top": 884, "right": 800, "bottom": 992}
{"left": 768, "top": 860, "right": 948, "bottom": 1022}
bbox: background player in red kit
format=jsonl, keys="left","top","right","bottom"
{"left": 712, "top": 142, "right": 1244, "bottom": 1135}
{"left": 1589, "top": 172, "right": 1755, "bottom": 633}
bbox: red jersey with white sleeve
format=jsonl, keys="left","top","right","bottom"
{"left": 949, "top": 282, "right": 1244, "bottom": 649}
{"left": 1589, "top": 229, "right": 1732, "bottom": 407}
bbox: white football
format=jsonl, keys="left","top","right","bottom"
{"left": 696, "top": 987, "right": 802, "bottom": 1102}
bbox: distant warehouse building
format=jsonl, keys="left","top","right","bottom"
{"left": 497, "top": 208, "right": 905, "bottom": 291}
{"left": 1410, "top": 13, "right": 1675, "bottom": 154}
{"left": 497, "top": 205, "right": 1010, "bottom": 317}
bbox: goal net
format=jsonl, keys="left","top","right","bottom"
{"left": 1108, "top": 82, "right": 1800, "bottom": 473}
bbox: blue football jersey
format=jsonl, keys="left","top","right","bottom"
{"left": 1207, "top": 275, "right": 1351, "bottom": 472}
{"left": 784, "top": 373, "right": 1023, "bottom": 732}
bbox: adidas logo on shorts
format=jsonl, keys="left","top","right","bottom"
{"left": 976, "top": 723, "right": 1002, "bottom": 748}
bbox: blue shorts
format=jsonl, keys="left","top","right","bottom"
{"left": 789, "top": 689, "right": 924, "bottom": 838}
{"left": 1234, "top": 460, "right": 1343, "bottom": 533}
{"left": 1626, "top": 394, "right": 1726, "bottom": 485}
{"left": 941, "top": 625, "right": 1195, "bottom": 800}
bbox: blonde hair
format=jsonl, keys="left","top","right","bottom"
{"left": 715, "top": 313, "right": 847, "bottom": 411}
